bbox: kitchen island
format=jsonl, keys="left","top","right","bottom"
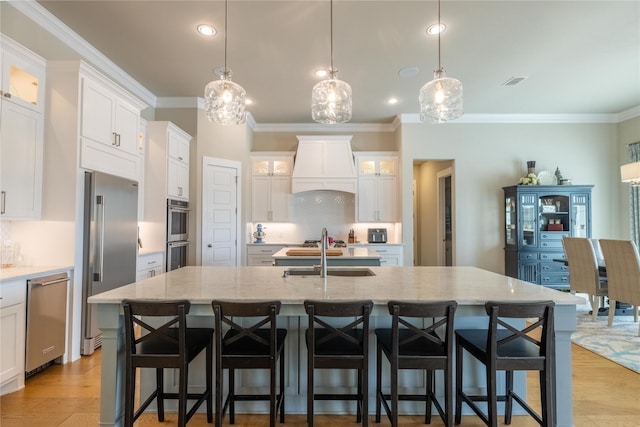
{"left": 89, "top": 266, "right": 583, "bottom": 427}
{"left": 272, "top": 246, "right": 381, "bottom": 266}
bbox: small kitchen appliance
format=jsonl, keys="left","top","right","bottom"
{"left": 367, "top": 228, "right": 387, "bottom": 243}
{"left": 253, "top": 224, "right": 267, "bottom": 243}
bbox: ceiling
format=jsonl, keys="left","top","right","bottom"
{"left": 3, "top": 1, "right": 639, "bottom": 124}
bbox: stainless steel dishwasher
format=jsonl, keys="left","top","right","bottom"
{"left": 26, "top": 272, "right": 69, "bottom": 373}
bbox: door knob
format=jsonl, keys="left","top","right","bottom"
{"left": 208, "top": 244, "right": 213, "bottom": 248}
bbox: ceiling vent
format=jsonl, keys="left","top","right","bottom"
{"left": 291, "top": 135, "right": 357, "bottom": 194}
{"left": 502, "top": 76, "right": 528, "bottom": 86}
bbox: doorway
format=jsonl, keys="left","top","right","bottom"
{"left": 413, "top": 160, "right": 455, "bottom": 266}
{"left": 201, "top": 157, "right": 241, "bottom": 266}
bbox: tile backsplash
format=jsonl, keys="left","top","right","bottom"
{"left": 248, "top": 190, "right": 400, "bottom": 244}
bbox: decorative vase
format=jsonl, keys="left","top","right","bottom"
{"left": 527, "top": 160, "right": 536, "bottom": 175}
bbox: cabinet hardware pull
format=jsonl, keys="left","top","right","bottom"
{"left": 112, "top": 132, "right": 118, "bottom": 146}
{"left": 178, "top": 156, "right": 183, "bottom": 161}
{"left": 3, "top": 92, "right": 11, "bottom": 98}
{"left": 1, "top": 191, "right": 5, "bottom": 214}
{"left": 116, "top": 133, "right": 121, "bottom": 147}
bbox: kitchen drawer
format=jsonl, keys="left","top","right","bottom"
{"left": 247, "top": 245, "right": 285, "bottom": 256}
{"left": 540, "top": 240, "right": 564, "bottom": 249}
{"left": 247, "top": 256, "right": 276, "bottom": 266}
{"left": 540, "top": 232, "right": 569, "bottom": 240}
{"left": 540, "top": 262, "right": 568, "bottom": 274}
{"left": 540, "top": 252, "right": 564, "bottom": 261}
{"left": 518, "top": 252, "right": 538, "bottom": 261}
{"left": 137, "top": 252, "right": 164, "bottom": 280}
{"left": 0, "top": 279, "right": 26, "bottom": 309}
{"left": 540, "top": 273, "right": 569, "bottom": 287}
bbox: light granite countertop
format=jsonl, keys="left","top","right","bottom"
{"left": 0, "top": 266, "right": 74, "bottom": 283}
{"left": 87, "top": 265, "right": 584, "bottom": 306}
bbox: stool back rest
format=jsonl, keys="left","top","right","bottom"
{"left": 122, "top": 299, "right": 190, "bottom": 358}
{"left": 562, "top": 237, "right": 602, "bottom": 294}
{"left": 484, "top": 300, "right": 555, "bottom": 358}
{"left": 387, "top": 300, "right": 457, "bottom": 354}
{"left": 212, "top": 300, "right": 281, "bottom": 357}
{"left": 304, "top": 300, "right": 373, "bottom": 352}
{"left": 599, "top": 239, "right": 640, "bottom": 305}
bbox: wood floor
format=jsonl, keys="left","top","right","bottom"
{"left": 1, "top": 343, "right": 638, "bottom": 426}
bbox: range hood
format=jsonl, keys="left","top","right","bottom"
{"left": 291, "top": 135, "right": 357, "bottom": 193}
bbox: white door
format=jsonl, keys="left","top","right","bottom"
{"left": 202, "top": 158, "right": 240, "bottom": 266}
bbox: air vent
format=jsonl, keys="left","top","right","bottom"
{"left": 502, "top": 76, "right": 527, "bottom": 86}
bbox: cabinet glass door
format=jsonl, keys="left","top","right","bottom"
{"left": 8, "top": 65, "right": 39, "bottom": 107}
{"left": 505, "top": 196, "right": 516, "bottom": 245}
{"left": 520, "top": 194, "right": 537, "bottom": 246}
{"left": 272, "top": 159, "right": 291, "bottom": 175}
{"left": 571, "top": 193, "right": 590, "bottom": 237}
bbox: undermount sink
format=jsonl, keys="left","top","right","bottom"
{"left": 283, "top": 267, "right": 376, "bottom": 277}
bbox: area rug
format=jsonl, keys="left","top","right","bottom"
{"left": 571, "top": 295, "right": 640, "bottom": 373}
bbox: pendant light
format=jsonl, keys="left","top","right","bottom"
{"left": 204, "top": 0, "right": 246, "bottom": 125}
{"left": 311, "top": 0, "right": 352, "bottom": 124}
{"left": 419, "top": 0, "right": 463, "bottom": 123}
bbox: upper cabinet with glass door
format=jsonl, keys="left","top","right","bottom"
{"left": 252, "top": 153, "right": 294, "bottom": 176}
{"left": 1, "top": 36, "right": 45, "bottom": 113}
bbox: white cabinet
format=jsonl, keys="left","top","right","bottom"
{"left": 0, "top": 100, "right": 43, "bottom": 219}
{"left": 350, "top": 244, "right": 404, "bottom": 266}
{"left": 0, "top": 280, "right": 26, "bottom": 395}
{"left": 246, "top": 244, "right": 287, "bottom": 266}
{"left": 136, "top": 252, "right": 165, "bottom": 280}
{"left": 167, "top": 127, "right": 190, "bottom": 200}
{"left": 78, "top": 65, "right": 146, "bottom": 182}
{"left": 1, "top": 35, "right": 45, "bottom": 113}
{"left": 251, "top": 153, "right": 294, "bottom": 222}
{"left": 144, "top": 121, "right": 192, "bottom": 225}
{"left": 355, "top": 153, "right": 398, "bottom": 222}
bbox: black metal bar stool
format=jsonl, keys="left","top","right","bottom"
{"left": 304, "top": 299, "right": 374, "bottom": 427}
{"left": 122, "top": 299, "right": 213, "bottom": 427}
{"left": 211, "top": 300, "right": 287, "bottom": 427}
{"left": 375, "top": 300, "right": 457, "bottom": 427}
{"left": 454, "top": 300, "right": 555, "bottom": 427}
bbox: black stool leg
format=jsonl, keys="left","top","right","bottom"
{"left": 229, "top": 368, "right": 235, "bottom": 424}
{"left": 178, "top": 364, "right": 188, "bottom": 427}
{"left": 505, "top": 370, "right": 514, "bottom": 424}
{"left": 375, "top": 343, "right": 382, "bottom": 423}
{"left": 206, "top": 343, "right": 213, "bottom": 423}
{"left": 454, "top": 341, "right": 463, "bottom": 425}
{"left": 157, "top": 368, "right": 165, "bottom": 422}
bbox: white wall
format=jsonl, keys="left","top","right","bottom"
{"left": 400, "top": 122, "right": 620, "bottom": 273}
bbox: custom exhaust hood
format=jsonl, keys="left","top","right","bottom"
{"left": 291, "top": 135, "right": 357, "bottom": 193}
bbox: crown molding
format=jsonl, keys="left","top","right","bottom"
{"left": 400, "top": 111, "right": 640, "bottom": 124}
{"left": 11, "top": 0, "right": 156, "bottom": 108}
{"left": 618, "top": 106, "right": 640, "bottom": 122}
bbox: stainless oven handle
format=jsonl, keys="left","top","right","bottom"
{"left": 168, "top": 206, "right": 190, "bottom": 213}
{"left": 168, "top": 241, "right": 189, "bottom": 248}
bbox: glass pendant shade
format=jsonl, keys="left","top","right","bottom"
{"left": 311, "top": 74, "right": 352, "bottom": 124}
{"left": 419, "top": 69, "right": 463, "bottom": 123}
{"left": 204, "top": 71, "right": 246, "bottom": 125}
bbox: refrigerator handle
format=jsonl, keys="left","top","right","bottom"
{"left": 94, "top": 195, "right": 105, "bottom": 282}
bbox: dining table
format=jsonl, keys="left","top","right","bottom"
{"left": 88, "top": 265, "right": 584, "bottom": 427}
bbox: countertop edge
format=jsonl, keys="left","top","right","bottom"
{"left": 1, "top": 266, "right": 74, "bottom": 283}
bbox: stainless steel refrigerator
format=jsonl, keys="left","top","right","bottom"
{"left": 81, "top": 171, "right": 138, "bottom": 355}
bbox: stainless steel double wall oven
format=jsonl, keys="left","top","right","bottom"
{"left": 166, "top": 199, "right": 189, "bottom": 271}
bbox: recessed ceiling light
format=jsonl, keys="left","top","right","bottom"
{"left": 398, "top": 66, "right": 419, "bottom": 78}
{"left": 197, "top": 24, "right": 217, "bottom": 37}
{"left": 426, "top": 23, "right": 446, "bottom": 35}
{"left": 314, "top": 69, "right": 328, "bottom": 78}
{"left": 386, "top": 97, "right": 399, "bottom": 105}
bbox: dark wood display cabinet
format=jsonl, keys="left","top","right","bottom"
{"left": 503, "top": 184, "right": 593, "bottom": 289}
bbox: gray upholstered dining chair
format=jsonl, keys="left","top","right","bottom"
{"left": 562, "top": 237, "right": 608, "bottom": 321}
{"left": 598, "top": 239, "right": 640, "bottom": 336}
